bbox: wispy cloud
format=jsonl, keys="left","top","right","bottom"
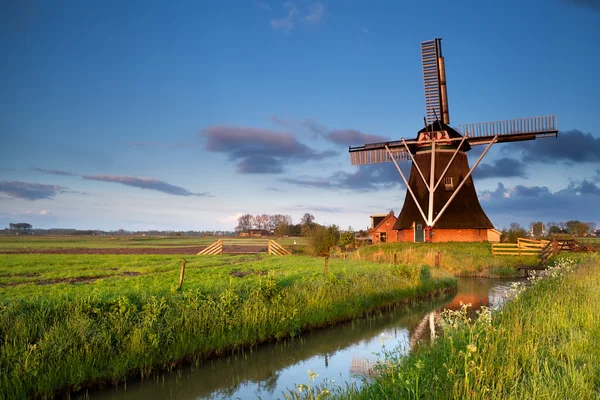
{"left": 269, "top": 115, "right": 389, "bottom": 145}
{"left": 270, "top": 2, "right": 299, "bottom": 33}
{"left": 0, "top": 181, "right": 67, "bottom": 201}
{"left": 254, "top": 1, "right": 271, "bottom": 11}
{"left": 82, "top": 175, "right": 211, "bottom": 197}
{"left": 281, "top": 163, "right": 407, "bottom": 191}
{"left": 127, "top": 141, "right": 197, "bottom": 149}
{"left": 287, "top": 204, "right": 346, "bottom": 213}
{"left": 327, "top": 129, "right": 389, "bottom": 146}
{"left": 270, "top": 2, "right": 325, "bottom": 33}
{"left": 31, "top": 167, "right": 78, "bottom": 176}
{"left": 562, "top": 0, "right": 600, "bottom": 12}
{"left": 304, "top": 3, "right": 325, "bottom": 23}
{"left": 202, "top": 125, "right": 336, "bottom": 174}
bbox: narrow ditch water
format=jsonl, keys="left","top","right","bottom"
{"left": 77, "top": 277, "right": 520, "bottom": 400}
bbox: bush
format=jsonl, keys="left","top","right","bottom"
{"left": 306, "top": 225, "right": 340, "bottom": 256}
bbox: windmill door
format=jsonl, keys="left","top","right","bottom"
{"left": 415, "top": 224, "right": 424, "bottom": 243}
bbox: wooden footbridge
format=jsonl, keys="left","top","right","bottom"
{"left": 196, "top": 238, "right": 291, "bottom": 256}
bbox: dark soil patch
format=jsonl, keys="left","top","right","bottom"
{"left": 1, "top": 245, "right": 270, "bottom": 255}
{"left": 0, "top": 247, "right": 206, "bottom": 255}
{"left": 1, "top": 272, "right": 143, "bottom": 288}
{"left": 230, "top": 269, "right": 268, "bottom": 278}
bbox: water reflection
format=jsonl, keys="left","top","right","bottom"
{"left": 78, "top": 277, "right": 520, "bottom": 400}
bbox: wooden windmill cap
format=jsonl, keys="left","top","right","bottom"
{"left": 409, "top": 120, "right": 472, "bottom": 154}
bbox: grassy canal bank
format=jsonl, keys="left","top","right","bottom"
{"left": 300, "top": 254, "right": 598, "bottom": 400}
{"left": 0, "top": 254, "right": 454, "bottom": 399}
{"left": 350, "top": 242, "right": 540, "bottom": 277}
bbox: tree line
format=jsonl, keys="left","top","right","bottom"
{"left": 235, "top": 213, "right": 321, "bottom": 236}
{"left": 502, "top": 220, "right": 598, "bottom": 242}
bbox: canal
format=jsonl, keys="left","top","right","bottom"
{"left": 78, "top": 277, "right": 520, "bottom": 400}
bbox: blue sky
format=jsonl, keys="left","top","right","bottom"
{"left": 1, "top": 0, "right": 599, "bottom": 231}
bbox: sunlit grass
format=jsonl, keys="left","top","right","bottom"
{"left": 314, "top": 254, "right": 600, "bottom": 399}
{"left": 0, "top": 254, "right": 454, "bottom": 399}
{"left": 350, "top": 242, "right": 539, "bottom": 276}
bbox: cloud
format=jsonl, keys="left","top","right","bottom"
{"left": 202, "top": 125, "right": 336, "bottom": 174}
{"left": 270, "top": 2, "right": 325, "bottom": 33}
{"left": 127, "top": 141, "right": 196, "bottom": 149}
{"left": 479, "top": 171, "right": 600, "bottom": 226}
{"left": 304, "top": 3, "right": 325, "bottom": 23}
{"left": 472, "top": 157, "right": 527, "bottom": 180}
{"left": 270, "top": 2, "right": 299, "bottom": 33}
{"left": 287, "top": 204, "right": 345, "bottom": 213}
{"left": 0, "top": 181, "right": 67, "bottom": 201}
{"left": 511, "top": 129, "right": 600, "bottom": 164}
{"left": 269, "top": 115, "right": 389, "bottom": 145}
{"left": 82, "top": 175, "right": 210, "bottom": 197}
{"left": 563, "top": 0, "right": 600, "bottom": 12}
{"left": 17, "top": 209, "right": 52, "bottom": 216}
{"left": 281, "top": 163, "right": 408, "bottom": 191}
{"left": 254, "top": 1, "right": 271, "bottom": 11}
{"left": 219, "top": 212, "right": 243, "bottom": 223}
{"left": 327, "top": 129, "right": 390, "bottom": 146}
{"left": 31, "top": 167, "right": 78, "bottom": 176}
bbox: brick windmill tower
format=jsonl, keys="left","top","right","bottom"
{"left": 349, "top": 38, "right": 558, "bottom": 243}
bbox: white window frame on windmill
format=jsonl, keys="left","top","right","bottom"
{"left": 444, "top": 176, "right": 453, "bottom": 191}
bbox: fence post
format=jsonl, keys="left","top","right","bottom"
{"left": 393, "top": 253, "right": 397, "bottom": 264}
{"left": 178, "top": 259, "right": 186, "bottom": 290}
{"left": 435, "top": 251, "right": 440, "bottom": 268}
{"left": 552, "top": 240, "right": 558, "bottom": 256}
{"left": 324, "top": 256, "right": 329, "bottom": 276}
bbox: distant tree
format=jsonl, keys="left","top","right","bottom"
{"left": 8, "top": 223, "right": 32, "bottom": 235}
{"left": 502, "top": 222, "right": 528, "bottom": 243}
{"left": 586, "top": 222, "right": 597, "bottom": 234}
{"left": 235, "top": 214, "right": 254, "bottom": 232}
{"left": 301, "top": 213, "right": 315, "bottom": 226}
{"left": 254, "top": 214, "right": 270, "bottom": 230}
{"left": 269, "top": 214, "right": 292, "bottom": 231}
{"left": 529, "top": 221, "right": 545, "bottom": 238}
{"left": 566, "top": 220, "right": 590, "bottom": 236}
{"left": 548, "top": 225, "right": 563, "bottom": 235}
{"left": 286, "top": 224, "right": 302, "bottom": 236}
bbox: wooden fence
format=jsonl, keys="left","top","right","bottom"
{"left": 492, "top": 238, "right": 550, "bottom": 256}
{"left": 197, "top": 238, "right": 290, "bottom": 256}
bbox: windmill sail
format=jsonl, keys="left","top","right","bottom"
{"left": 422, "top": 38, "right": 449, "bottom": 125}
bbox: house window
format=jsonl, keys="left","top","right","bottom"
{"left": 444, "top": 176, "right": 454, "bottom": 191}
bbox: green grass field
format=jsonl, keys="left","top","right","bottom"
{"left": 0, "top": 252, "right": 454, "bottom": 399}
{"left": 311, "top": 254, "right": 600, "bottom": 400}
{"left": 350, "top": 242, "right": 540, "bottom": 277}
{"left": 0, "top": 235, "right": 306, "bottom": 250}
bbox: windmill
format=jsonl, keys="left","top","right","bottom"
{"left": 349, "top": 38, "right": 558, "bottom": 243}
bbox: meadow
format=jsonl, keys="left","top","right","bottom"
{"left": 296, "top": 253, "right": 600, "bottom": 399}
{"left": 350, "top": 242, "right": 540, "bottom": 277}
{"left": 0, "top": 235, "right": 306, "bottom": 251}
{"left": 0, "top": 251, "right": 454, "bottom": 399}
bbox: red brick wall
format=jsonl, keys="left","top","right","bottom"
{"left": 396, "top": 228, "right": 491, "bottom": 242}
{"left": 371, "top": 216, "right": 398, "bottom": 243}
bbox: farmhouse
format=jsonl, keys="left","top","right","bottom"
{"left": 239, "top": 229, "right": 271, "bottom": 237}
{"left": 368, "top": 210, "right": 397, "bottom": 243}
